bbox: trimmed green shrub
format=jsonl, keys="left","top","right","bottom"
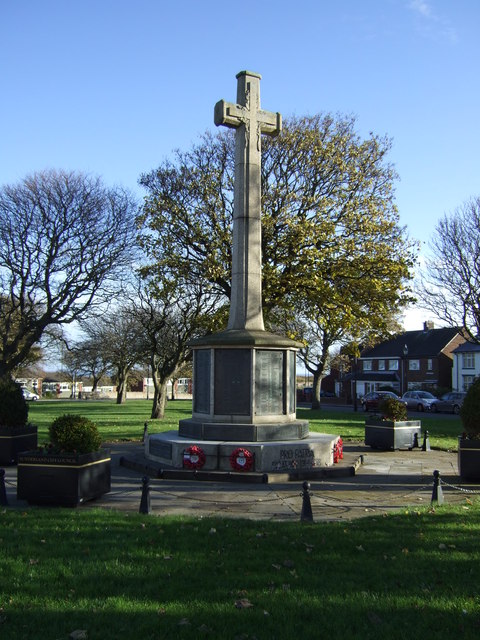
{"left": 460, "top": 377, "right": 480, "bottom": 438}
{"left": 378, "top": 396, "right": 408, "bottom": 422}
{"left": 0, "top": 375, "right": 29, "bottom": 428}
{"left": 49, "top": 414, "right": 102, "bottom": 453}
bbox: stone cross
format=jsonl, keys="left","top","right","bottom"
{"left": 214, "top": 71, "right": 282, "bottom": 331}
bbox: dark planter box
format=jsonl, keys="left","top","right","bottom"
{"left": 365, "top": 419, "right": 422, "bottom": 451}
{"left": 0, "top": 425, "right": 38, "bottom": 465}
{"left": 458, "top": 437, "right": 480, "bottom": 481}
{"left": 17, "top": 449, "right": 111, "bottom": 506}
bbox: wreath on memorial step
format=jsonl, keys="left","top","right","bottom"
{"left": 230, "top": 447, "right": 254, "bottom": 472}
{"left": 333, "top": 438, "right": 343, "bottom": 464}
{"left": 183, "top": 445, "right": 206, "bottom": 470}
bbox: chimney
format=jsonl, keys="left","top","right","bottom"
{"left": 423, "top": 321, "right": 434, "bottom": 331}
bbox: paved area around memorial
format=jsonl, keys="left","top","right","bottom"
{"left": 3, "top": 440, "right": 478, "bottom": 521}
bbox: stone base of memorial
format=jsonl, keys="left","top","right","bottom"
{"left": 145, "top": 328, "right": 341, "bottom": 473}
{"left": 146, "top": 431, "right": 340, "bottom": 473}
{"left": 458, "top": 437, "right": 480, "bottom": 481}
{"left": 365, "top": 418, "right": 422, "bottom": 451}
{"left": 17, "top": 449, "right": 111, "bottom": 506}
{"left": 0, "top": 425, "right": 38, "bottom": 465}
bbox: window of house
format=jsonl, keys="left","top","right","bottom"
{"left": 363, "top": 360, "right": 372, "bottom": 371}
{"left": 388, "top": 360, "right": 398, "bottom": 370}
{"left": 463, "top": 375, "right": 475, "bottom": 391}
{"left": 427, "top": 359, "right": 433, "bottom": 371}
{"left": 462, "top": 353, "right": 475, "bottom": 369}
{"left": 378, "top": 360, "right": 385, "bottom": 371}
{"left": 409, "top": 359, "right": 420, "bottom": 370}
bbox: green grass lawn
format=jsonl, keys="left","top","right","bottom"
{"left": 27, "top": 399, "right": 463, "bottom": 451}
{"left": 1, "top": 505, "right": 479, "bottom": 639}
{"left": 6, "top": 400, "right": 477, "bottom": 639}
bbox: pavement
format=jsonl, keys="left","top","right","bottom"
{"left": 2, "top": 440, "right": 479, "bottom": 521}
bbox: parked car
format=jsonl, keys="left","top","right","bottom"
{"left": 402, "top": 390, "right": 437, "bottom": 412}
{"left": 22, "top": 388, "right": 39, "bottom": 401}
{"left": 429, "top": 392, "right": 466, "bottom": 414}
{"left": 361, "top": 391, "right": 405, "bottom": 412}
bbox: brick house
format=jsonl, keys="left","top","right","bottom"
{"left": 339, "top": 322, "right": 466, "bottom": 401}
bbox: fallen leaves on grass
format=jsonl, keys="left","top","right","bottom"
{"left": 235, "top": 598, "right": 254, "bottom": 609}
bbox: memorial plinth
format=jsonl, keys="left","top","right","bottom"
{"left": 146, "top": 71, "right": 339, "bottom": 473}
{"left": 179, "top": 329, "right": 309, "bottom": 442}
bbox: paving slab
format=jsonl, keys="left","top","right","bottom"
{"left": 2, "top": 441, "right": 479, "bottom": 521}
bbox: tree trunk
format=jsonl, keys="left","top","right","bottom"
{"left": 151, "top": 378, "right": 168, "bottom": 419}
{"left": 115, "top": 367, "right": 128, "bottom": 404}
{"left": 311, "top": 371, "right": 323, "bottom": 410}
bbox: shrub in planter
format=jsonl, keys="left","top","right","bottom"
{"left": 49, "top": 414, "right": 103, "bottom": 453}
{"left": 17, "top": 414, "right": 110, "bottom": 506}
{"left": 0, "top": 376, "right": 29, "bottom": 427}
{"left": 365, "top": 395, "right": 420, "bottom": 450}
{"left": 460, "top": 378, "right": 480, "bottom": 439}
{"left": 0, "top": 375, "right": 37, "bottom": 464}
{"left": 378, "top": 397, "right": 408, "bottom": 422}
{"left": 458, "top": 378, "right": 480, "bottom": 480}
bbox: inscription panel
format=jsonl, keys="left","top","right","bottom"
{"left": 194, "top": 349, "right": 211, "bottom": 414}
{"left": 255, "top": 350, "right": 284, "bottom": 415}
{"left": 214, "top": 349, "right": 251, "bottom": 415}
{"left": 148, "top": 439, "right": 173, "bottom": 460}
{"left": 288, "top": 350, "right": 296, "bottom": 415}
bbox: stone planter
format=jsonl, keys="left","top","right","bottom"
{"left": 0, "top": 425, "right": 38, "bottom": 465}
{"left": 365, "top": 418, "right": 422, "bottom": 451}
{"left": 17, "top": 449, "right": 111, "bottom": 506}
{"left": 458, "top": 437, "right": 480, "bottom": 481}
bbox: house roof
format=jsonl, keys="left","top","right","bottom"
{"left": 361, "top": 327, "right": 462, "bottom": 359}
{"left": 452, "top": 341, "right": 480, "bottom": 353}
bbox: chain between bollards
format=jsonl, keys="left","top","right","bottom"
{"left": 300, "top": 481, "right": 313, "bottom": 522}
{"left": 139, "top": 476, "right": 151, "bottom": 514}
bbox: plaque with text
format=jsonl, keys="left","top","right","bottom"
{"left": 214, "top": 349, "right": 251, "bottom": 415}
{"left": 288, "top": 350, "right": 296, "bottom": 414}
{"left": 148, "top": 439, "right": 172, "bottom": 460}
{"left": 255, "top": 350, "right": 284, "bottom": 415}
{"left": 194, "top": 349, "right": 211, "bottom": 414}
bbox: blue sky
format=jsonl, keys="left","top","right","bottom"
{"left": 1, "top": 0, "right": 479, "bottom": 330}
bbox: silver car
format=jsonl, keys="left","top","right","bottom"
{"left": 430, "top": 392, "right": 466, "bottom": 414}
{"left": 401, "top": 390, "right": 437, "bottom": 412}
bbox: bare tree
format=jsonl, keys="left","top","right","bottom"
{"left": 133, "top": 278, "right": 221, "bottom": 419}
{"left": 80, "top": 307, "right": 145, "bottom": 404}
{"left": 0, "top": 170, "right": 139, "bottom": 377}
{"left": 418, "top": 197, "right": 480, "bottom": 343}
{"left": 62, "top": 338, "right": 110, "bottom": 395}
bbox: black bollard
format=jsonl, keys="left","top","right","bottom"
{"left": 0, "top": 469, "right": 8, "bottom": 506}
{"left": 143, "top": 421, "right": 148, "bottom": 443}
{"left": 139, "top": 476, "right": 151, "bottom": 514}
{"left": 431, "top": 470, "right": 444, "bottom": 505}
{"left": 422, "top": 430, "right": 431, "bottom": 452}
{"left": 300, "top": 481, "right": 314, "bottom": 522}
{"left": 411, "top": 432, "right": 420, "bottom": 449}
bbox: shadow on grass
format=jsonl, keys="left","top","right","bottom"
{"left": 1, "top": 508, "right": 479, "bottom": 639}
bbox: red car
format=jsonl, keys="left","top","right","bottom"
{"left": 361, "top": 391, "right": 405, "bottom": 412}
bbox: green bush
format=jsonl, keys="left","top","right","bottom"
{"left": 0, "top": 375, "right": 29, "bottom": 428}
{"left": 378, "top": 396, "right": 408, "bottom": 422}
{"left": 49, "top": 414, "right": 102, "bottom": 453}
{"left": 460, "top": 378, "right": 480, "bottom": 438}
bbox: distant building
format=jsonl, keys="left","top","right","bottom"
{"left": 338, "top": 322, "right": 466, "bottom": 401}
{"left": 451, "top": 341, "right": 480, "bottom": 391}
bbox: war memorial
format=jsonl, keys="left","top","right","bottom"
{"left": 146, "top": 71, "right": 339, "bottom": 473}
